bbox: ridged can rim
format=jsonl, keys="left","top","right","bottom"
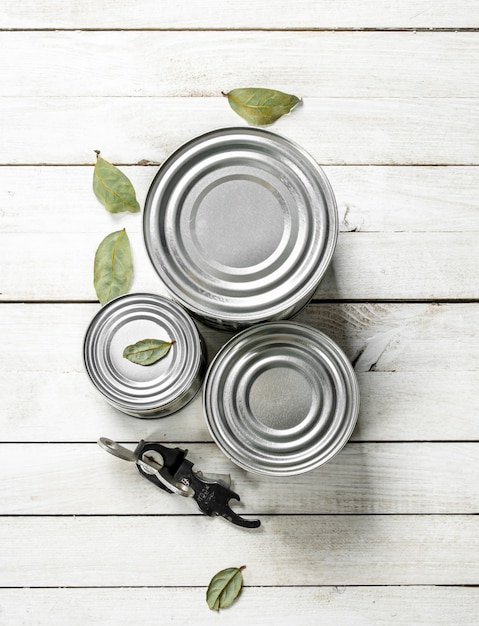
{"left": 83, "top": 293, "right": 205, "bottom": 417}
{"left": 203, "top": 321, "right": 359, "bottom": 476}
{"left": 143, "top": 127, "right": 338, "bottom": 328}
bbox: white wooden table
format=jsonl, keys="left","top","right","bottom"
{"left": 1, "top": 2, "right": 478, "bottom": 624}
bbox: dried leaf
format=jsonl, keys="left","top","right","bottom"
{"left": 206, "top": 565, "right": 246, "bottom": 611}
{"left": 93, "top": 151, "right": 140, "bottom": 213}
{"left": 223, "top": 88, "right": 301, "bottom": 126}
{"left": 123, "top": 338, "right": 175, "bottom": 366}
{"left": 93, "top": 228, "right": 133, "bottom": 305}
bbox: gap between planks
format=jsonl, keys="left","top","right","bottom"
{"left": 0, "top": 513, "right": 476, "bottom": 517}
{"left": 2, "top": 27, "right": 479, "bottom": 32}
{"left": 2, "top": 299, "right": 478, "bottom": 304}
{"left": 0, "top": 583, "right": 479, "bottom": 590}
{"left": 1, "top": 440, "right": 478, "bottom": 444}
{"left": 2, "top": 163, "right": 479, "bottom": 167}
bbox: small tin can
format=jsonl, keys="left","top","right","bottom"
{"left": 143, "top": 127, "right": 338, "bottom": 329}
{"left": 203, "top": 321, "right": 359, "bottom": 476}
{"left": 83, "top": 293, "right": 206, "bottom": 418}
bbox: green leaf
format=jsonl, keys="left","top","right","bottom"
{"left": 93, "top": 151, "right": 140, "bottom": 213}
{"left": 123, "top": 338, "right": 175, "bottom": 366}
{"left": 223, "top": 88, "right": 301, "bottom": 126}
{"left": 206, "top": 565, "right": 246, "bottom": 611}
{"left": 93, "top": 228, "right": 133, "bottom": 305}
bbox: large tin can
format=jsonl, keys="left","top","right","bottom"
{"left": 83, "top": 293, "right": 206, "bottom": 418}
{"left": 203, "top": 321, "right": 359, "bottom": 476}
{"left": 144, "top": 127, "right": 338, "bottom": 329}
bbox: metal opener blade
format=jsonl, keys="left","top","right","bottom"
{"left": 98, "top": 437, "right": 261, "bottom": 529}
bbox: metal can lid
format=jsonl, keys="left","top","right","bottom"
{"left": 83, "top": 293, "right": 203, "bottom": 414}
{"left": 203, "top": 321, "right": 359, "bottom": 476}
{"left": 144, "top": 127, "right": 337, "bottom": 326}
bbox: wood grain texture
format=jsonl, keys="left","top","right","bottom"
{"left": 2, "top": 0, "right": 479, "bottom": 29}
{"left": 1, "top": 5, "right": 477, "bottom": 618}
{"left": 2, "top": 32, "right": 479, "bottom": 97}
{"left": 1, "top": 97, "right": 478, "bottom": 165}
{"left": 3, "top": 370, "right": 479, "bottom": 442}
{"left": 2, "top": 303, "right": 478, "bottom": 373}
{"left": 1, "top": 516, "right": 478, "bottom": 586}
{"left": 301, "top": 303, "right": 479, "bottom": 372}
{"left": 1, "top": 231, "right": 478, "bottom": 300}
{"left": 3, "top": 165, "right": 479, "bottom": 234}
{"left": 1, "top": 443, "right": 478, "bottom": 514}
{"left": 1, "top": 303, "right": 478, "bottom": 442}
{"left": 1, "top": 587, "right": 478, "bottom": 626}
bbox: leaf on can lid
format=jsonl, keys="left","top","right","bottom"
{"left": 93, "top": 228, "right": 133, "bottom": 305}
{"left": 206, "top": 565, "right": 246, "bottom": 611}
{"left": 223, "top": 88, "right": 301, "bottom": 126}
{"left": 93, "top": 151, "right": 140, "bottom": 213}
{"left": 123, "top": 338, "right": 175, "bottom": 366}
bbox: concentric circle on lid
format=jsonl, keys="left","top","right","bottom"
{"left": 83, "top": 293, "right": 205, "bottom": 417}
{"left": 143, "top": 127, "right": 338, "bottom": 328}
{"left": 203, "top": 321, "right": 359, "bottom": 476}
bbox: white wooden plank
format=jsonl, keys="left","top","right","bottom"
{"left": 327, "top": 166, "right": 479, "bottom": 233}
{"left": 1, "top": 231, "right": 477, "bottom": 300}
{"left": 0, "top": 97, "right": 478, "bottom": 165}
{"left": 354, "top": 372, "right": 479, "bottom": 440}
{"left": 2, "top": 32, "right": 478, "bottom": 98}
{"left": 3, "top": 370, "right": 479, "bottom": 442}
{"left": 1, "top": 586, "right": 478, "bottom": 626}
{"left": 0, "top": 303, "right": 226, "bottom": 371}
{"left": 300, "top": 303, "right": 479, "bottom": 373}
{"left": 324, "top": 233, "right": 478, "bottom": 299}
{"left": 1, "top": 515, "right": 477, "bottom": 586}
{"left": 2, "top": 0, "right": 479, "bottom": 29}
{"left": 0, "top": 231, "right": 164, "bottom": 301}
{"left": 4, "top": 165, "right": 479, "bottom": 234}
{"left": 1, "top": 443, "right": 478, "bottom": 514}
{"left": 2, "top": 303, "right": 478, "bottom": 373}
{"left": 1, "top": 165, "right": 155, "bottom": 234}
{"left": 1, "top": 304, "right": 478, "bottom": 442}
{"left": 0, "top": 369, "right": 209, "bottom": 442}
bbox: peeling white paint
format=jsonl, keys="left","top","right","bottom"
{"left": 353, "top": 328, "right": 400, "bottom": 371}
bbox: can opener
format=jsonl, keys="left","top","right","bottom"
{"left": 98, "top": 437, "right": 260, "bottom": 529}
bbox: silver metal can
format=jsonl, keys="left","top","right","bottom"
{"left": 144, "top": 127, "right": 338, "bottom": 329}
{"left": 203, "top": 321, "right": 359, "bottom": 476}
{"left": 83, "top": 293, "right": 206, "bottom": 418}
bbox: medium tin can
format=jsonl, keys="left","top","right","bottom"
{"left": 83, "top": 293, "right": 206, "bottom": 418}
{"left": 203, "top": 321, "right": 359, "bottom": 476}
{"left": 143, "top": 127, "right": 338, "bottom": 329}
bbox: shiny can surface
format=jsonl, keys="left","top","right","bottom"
{"left": 83, "top": 293, "right": 206, "bottom": 418}
{"left": 203, "top": 321, "right": 359, "bottom": 476}
{"left": 144, "top": 127, "right": 338, "bottom": 329}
